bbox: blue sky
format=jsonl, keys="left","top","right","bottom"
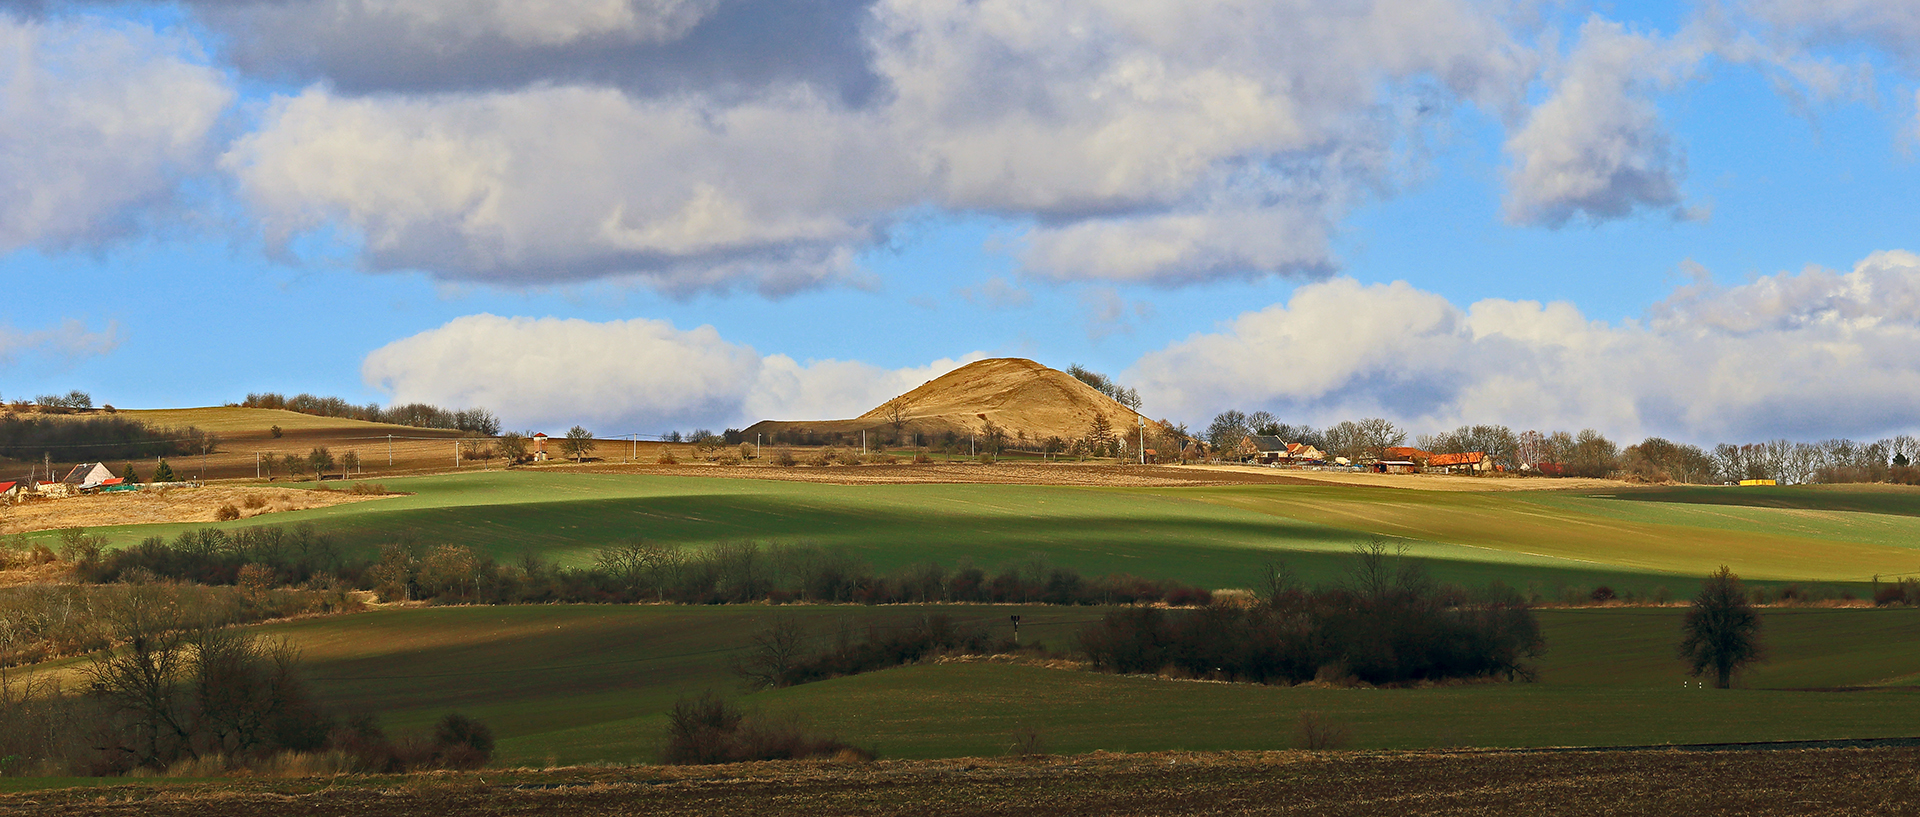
{"left": 2, "top": 0, "right": 1919, "bottom": 445}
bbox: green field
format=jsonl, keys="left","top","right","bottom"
{"left": 157, "top": 604, "right": 1920, "bottom": 765}
{"left": 46, "top": 470, "right": 1920, "bottom": 595}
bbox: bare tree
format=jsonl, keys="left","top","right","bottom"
{"left": 732, "top": 617, "right": 811, "bottom": 691}
{"left": 82, "top": 585, "right": 197, "bottom": 769}
{"left": 497, "top": 431, "right": 528, "bottom": 464}
{"left": 562, "top": 426, "right": 597, "bottom": 462}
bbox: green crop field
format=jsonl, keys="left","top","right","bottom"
{"left": 104, "top": 604, "right": 1919, "bottom": 765}
{"left": 48, "top": 470, "right": 1920, "bottom": 595}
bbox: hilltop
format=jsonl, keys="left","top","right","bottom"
{"left": 743, "top": 358, "right": 1155, "bottom": 445}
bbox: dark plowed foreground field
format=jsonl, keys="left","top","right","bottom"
{"left": 5, "top": 748, "right": 1917, "bottom": 816}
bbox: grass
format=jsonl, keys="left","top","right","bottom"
{"left": 48, "top": 471, "right": 1920, "bottom": 595}
{"left": 116, "top": 407, "right": 435, "bottom": 435}
{"left": 125, "top": 603, "right": 1919, "bottom": 766}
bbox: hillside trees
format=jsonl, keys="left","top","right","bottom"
{"left": 240, "top": 393, "right": 499, "bottom": 435}
{"left": 1067, "top": 364, "right": 1142, "bottom": 410}
{"left": 1678, "top": 566, "right": 1765, "bottom": 688}
{"left": 0, "top": 416, "right": 209, "bottom": 461}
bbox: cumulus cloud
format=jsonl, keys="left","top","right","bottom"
{"left": 361, "top": 314, "right": 981, "bottom": 430}
{"left": 0, "top": 319, "right": 124, "bottom": 364}
{"left": 224, "top": 85, "right": 912, "bottom": 295}
{"left": 1128, "top": 250, "right": 1920, "bottom": 442}
{"left": 217, "top": 0, "right": 1531, "bottom": 291}
{"left": 1503, "top": 18, "right": 1705, "bottom": 227}
{"left": 0, "top": 14, "right": 232, "bottom": 251}
{"left": 188, "top": 0, "right": 881, "bottom": 100}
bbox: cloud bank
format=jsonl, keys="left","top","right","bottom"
{"left": 1128, "top": 250, "right": 1920, "bottom": 443}
{"left": 361, "top": 314, "right": 981, "bottom": 431}
{"left": 0, "top": 14, "right": 231, "bottom": 252}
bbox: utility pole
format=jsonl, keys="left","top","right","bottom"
{"left": 862, "top": 429, "right": 867, "bottom": 455}
{"left": 631, "top": 434, "right": 637, "bottom": 462}
{"left": 454, "top": 441, "right": 461, "bottom": 468}
{"left": 256, "top": 452, "right": 262, "bottom": 480}
{"left": 1139, "top": 415, "right": 1146, "bottom": 465}
{"left": 387, "top": 434, "right": 394, "bottom": 466}
{"left": 756, "top": 433, "right": 762, "bottom": 458}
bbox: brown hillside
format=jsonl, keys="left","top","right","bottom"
{"left": 743, "top": 358, "right": 1155, "bottom": 444}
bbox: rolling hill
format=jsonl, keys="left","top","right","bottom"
{"left": 743, "top": 358, "right": 1157, "bottom": 445}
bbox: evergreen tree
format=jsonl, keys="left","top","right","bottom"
{"left": 152, "top": 459, "right": 175, "bottom": 482}
{"left": 119, "top": 463, "right": 140, "bottom": 484}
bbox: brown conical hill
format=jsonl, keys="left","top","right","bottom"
{"left": 742, "top": 358, "right": 1153, "bottom": 445}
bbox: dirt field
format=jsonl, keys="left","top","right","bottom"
{"left": 3, "top": 747, "right": 1914, "bottom": 816}
{"left": 0, "top": 486, "right": 389, "bottom": 535}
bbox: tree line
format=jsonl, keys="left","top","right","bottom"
{"left": 63, "top": 526, "right": 1214, "bottom": 609}
{"left": 0, "top": 415, "right": 215, "bottom": 463}
{"left": 238, "top": 393, "right": 500, "bottom": 436}
{"left": 1200, "top": 409, "right": 1920, "bottom": 484}
{"left": 1078, "top": 542, "right": 1546, "bottom": 686}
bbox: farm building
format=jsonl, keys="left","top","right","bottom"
{"left": 1285, "top": 442, "right": 1326, "bottom": 462}
{"left": 1373, "top": 460, "right": 1419, "bottom": 474}
{"left": 0, "top": 481, "right": 20, "bottom": 500}
{"left": 1239, "top": 434, "right": 1290, "bottom": 463}
{"left": 1383, "top": 446, "right": 1433, "bottom": 464}
{"left": 62, "top": 462, "right": 116, "bottom": 490}
{"left": 532, "top": 432, "right": 550, "bottom": 462}
{"left": 1425, "top": 451, "right": 1490, "bottom": 474}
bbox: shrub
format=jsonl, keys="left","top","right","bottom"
{"left": 663, "top": 693, "right": 860, "bottom": 765}
{"left": 914, "top": 452, "right": 933, "bottom": 464}
{"left": 806, "top": 450, "right": 832, "bottom": 467}
{"left": 215, "top": 504, "right": 241, "bottom": 522}
{"left": 432, "top": 713, "right": 495, "bottom": 770}
{"left": 1295, "top": 711, "right": 1351, "bottom": 750}
{"left": 241, "top": 494, "right": 267, "bottom": 509}
{"left": 714, "top": 453, "right": 742, "bottom": 466}
{"left": 773, "top": 448, "right": 797, "bottom": 467}
{"left": 1008, "top": 724, "right": 1047, "bottom": 757}
{"left": 269, "top": 425, "right": 283, "bottom": 438}
{"left": 1589, "top": 585, "right": 1615, "bottom": 603}
{"left": 657, "top": 450, "right": 679, "bottom": 464}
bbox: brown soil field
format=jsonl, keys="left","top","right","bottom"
{"left": 744, "top": 357, "right": 1155, "bottom": 446}
{"left": 0, "top": 486, "right": 389, "bottom": 535}
{"left": 3, "top": 747, "right": 1915, "bottom": 816}
{"left": 573, "top": 461, "right": 1331, "bottom": 487}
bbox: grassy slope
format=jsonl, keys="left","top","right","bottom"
{"left": 62, "top": 471, "right": 1920, "bottom": 593}
{"left": 192, "top": 604, "right": 1920, "bottom": 765}
{"left": 116, "top": 407, "right": 434, "bottom": 435}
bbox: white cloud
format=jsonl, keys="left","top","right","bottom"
{"left": 0, "top": 319, "right": 124, "bottom": 364}
{"left": 1128, "top": 250, "right": 1920, "bottom": 443}
{"left": 1503, "top": 18, "right": 1704, "bottom": 227}
{"left": 0, "top": 15, "right": 232, "bottom": 251}
{"left": 1745, "top": 0, "right": 1920, "bottom": 66}
{"left": 361, "top": 313, "right": 981, "bottom": 430}
{"left": 956, "top": 277, "right": 1032, "bottom": 309}
{"left": 224, "top": 0, "right": 1531, "bottom": 291}
{"left": 224, "top": 85, "right": 912, "bottom": 295}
